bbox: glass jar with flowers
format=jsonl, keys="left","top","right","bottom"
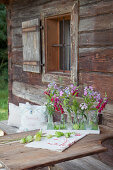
{"left": 82, "top": 86, "right": 108, "bottom": 130}
{"left": 44, "top": 82, "right": 57, "bottom": 130}
{"left": 44, "top": 81, "right": 108, "bottom": 131}
{"left": 62, "top": 84, "right": 79, "bottom": 130}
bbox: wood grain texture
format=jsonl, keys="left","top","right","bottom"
{"left": 22, "top": 18, "right": 41, "bottom": 73}
{"left": 79, "top": 0, "right": 102, "bottom": 6}
{"left": 70, "top": 2, "right": 79, "bottom": 83}
{"left": 79, "top": 29, "right": 113, "bottom": 47}
{"left": 79, "top": 47, "right": 113, "bottom": 73}
{"left": 12, "top": 81, "right": 46, "bottom": 105}
{"left": 79, "top": 72, "right": 113, "bottom": 102}
{"left": 79, "top": 14, "right": 113, "bottom": 32}
{"left": 42, "top": 72, "right": 71, "bottom": 85}
{"left": 0, "top": 126, "right": 113, "bottom": 170}
{"left": 80, "top": 0, "right": 113, "bottom": 18}
{"left": 12, "top": 65, "right": 42, "bottom": 86}
{"left": 98, "top": 138, "right": 113, "bottom": 167}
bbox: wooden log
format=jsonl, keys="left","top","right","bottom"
{"left": 79, "top": 14, "right": 113, "bottom": 32}
{"left": 79, "top": 0, "right": 102, "bottom": 6}
{"left": 80, "top": 0, "right": 113, "bottom": 18}
{"left": 9, "top": 94, "right": 39, "bottom": 106}
{"left": 12, "top": 81, "right": 46, "bottom": 105}
{"left": 79, "top": 47, "right": 113, "bottom": 73}
{"left": 79, "top": 29, "right": 113, "bottom": 47}
{"left": 79, "top": 72, "right": 113, "bottom": 102}
{"left": 12, "top": 65, "right": 42, "bottom": 86}
{"left": 11, "top": 50, "right": 23, "bottom": 65}
{"left": 42, "top": 73, "right": 71, "bottom": 85}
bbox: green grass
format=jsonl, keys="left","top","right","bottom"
{"left": 0, "top": 68, "right": 8, "bottom": 121}
{"left": 0, "top": 87, "right": 8, "bottom": 121}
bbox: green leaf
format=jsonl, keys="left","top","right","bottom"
{"left": 26, "top": 135, "right": 33, "bottom": 143}
{"left": 55, "top": 131, "right": 64, "bottom": 138}
{"left": 20, "top": 138, "right": 26, "bottom": 144}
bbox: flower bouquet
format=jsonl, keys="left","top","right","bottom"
{"left": 44, "top": 82, "right": 108, "bottom": 131}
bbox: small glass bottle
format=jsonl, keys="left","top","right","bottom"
{"left": 47, "top": 114, "right": 54, "bottom": 130}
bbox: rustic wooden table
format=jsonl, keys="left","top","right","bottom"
{"left": 0, "top": 126, "right": 113, "bottom": 170}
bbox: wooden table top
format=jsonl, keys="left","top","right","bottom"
{"left": 0, "top": 125, "right": 113, "bottom": 170}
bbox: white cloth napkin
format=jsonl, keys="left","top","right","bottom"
{"left": 25, "top": 130, "right": 88, "bottom": 152}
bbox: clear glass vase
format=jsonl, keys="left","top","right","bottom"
{"left": 60, "top": 114, "right": 66, "bottom": 129}
{"left": 47, "top": 114, "right": 54, "bottom": 130}
{"left": 66, "top": 112, "right": 73, "bottom": 130}
{"left": 85, "top": 111, "right": 98, "bottom": 130}
{"left": 85, "top": 116, "right": 92, "bottom": 130}
{"left": 73, "top": 113, "right": 79, "bottom": 130}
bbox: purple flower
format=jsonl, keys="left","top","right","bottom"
{"left": 70, "top": 84, "right": 74, "bottom": 88}
{"left": 89, "top": 86, "right": 93, "bottom": 91}
{"left": 60, "top": 91, "right": 64, "bottom": 96}
{"left": 73, "top": 86, "right": 77, "bottom": 91}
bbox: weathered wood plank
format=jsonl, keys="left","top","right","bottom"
{"left": 12, "top": 81, "right": 46, "bottom": 105}
{"left": 79, "top": 72, "right": 113, "bottom": 102}
{"left": 98, "top": 138, "right": 113, "bottom": 167}
{"left": 12, "top": 65, "right": 42, "bottom": 85}
{"left": 80, "top": 0, "right": 113, "bottom": 17}
{"left": 79, "top": 47, "right": 113, "bottom": 73}
{"left": 79, "top": 14, "right": 113, "bottom": 32}
{"left": 9, "top": 94, "right": 39, "bottom": 106}
{"left": 58, "top": 156, "right": 113, "bottom": 170}
{"left": 79, "top": 29, "right": 113, "bottom": 47}
{"left": 70, "top": 2, "right": 79, "bottom": 83}
{"left": 42, "top": 73, "right": 71, "bottom": 85}
{"left": 0, "top": 120, "right": 18, "bottom": 135}
{"left": 1, "top": 126, "right": 112, "bottom": 170}
{"left": 22, "top": 18, "right": 41, "bottom": 73}
{"left": 11, "top": 50, "right": 23, "bottom": 65}
{"left": 79, "top": 0, "right": 102, "bottom": 6}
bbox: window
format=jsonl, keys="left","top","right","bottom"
{"left": 45, "top": 14, "right": 71, "bottom": 73}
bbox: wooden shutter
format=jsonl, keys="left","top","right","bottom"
{"left": 22, "top": 18, "right": 41, "bottom": 73}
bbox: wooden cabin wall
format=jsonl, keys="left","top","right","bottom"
{"left": 7, "top": 0, "right": 113, "bottom": 110}
{"left": 7, "top": 0, "right": 76, "bottom": 106}
{"left": 79, "top": 0, "right": 113, "bottom": 103}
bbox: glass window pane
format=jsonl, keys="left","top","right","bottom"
{"left": 59, "top": 19, "right": 71, "bottom": 71}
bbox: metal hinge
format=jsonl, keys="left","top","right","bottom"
{"left": 40, "top": 63, "right": 45, "bottom": 66}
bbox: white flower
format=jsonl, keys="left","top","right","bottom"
{"left": 80, "top": 103, "right": 88, "bottom": 110}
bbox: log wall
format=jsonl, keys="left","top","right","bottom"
{"left": 3, "top": 0, "right": 113, "bottom": 166}
{"left": 5, "top": 0, "right": 113, "bottom": 127}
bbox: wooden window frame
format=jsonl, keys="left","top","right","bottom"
{"left": 45, "top": 14, "right": 71, "bottom": 73}
{"left": 41, "top": 2, "right": 79, "bottom": 85}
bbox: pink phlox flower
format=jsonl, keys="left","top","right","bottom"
{"left": 60, "top": 91, "right": 64, "bottom": 96}
{"left": 51, "top": 97, "right": 54, "bottom": 102}
{"left": 73, "top": 86, "right": 77, "bottom": 91}
{"left": 54, "top": 97, "right": 59, "bottom": 102}
{"left": 53, "top": 94, "right": 56, "bottom": 97}
{"left": 80, "top": 103, "right": 88, "bottom": 110}
{"left": 70, "top": 84, "right": 74, "bottom": 88}
{"left": 54, "top": 84, "right": 57, "bottom": 89}
{"left": 84, "top": 89, "right": 87, "bottom": 96}
{"left": 89, "top": 86, "right": 93, "bottom": 91}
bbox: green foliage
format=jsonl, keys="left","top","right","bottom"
{"left": 0, "top": 4, "right": 8, "bottom": 121}
{"left": 0, "top": 4, "right": 8, "bottom": 73}
{"left": 0, "top": 68, "right": 8, "bottom": 121}
{"left": 0, "top": 48, "right": 8, "bottom": 72}
{"left": 0, "top": 4, "right": 7, "bottom": 48}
